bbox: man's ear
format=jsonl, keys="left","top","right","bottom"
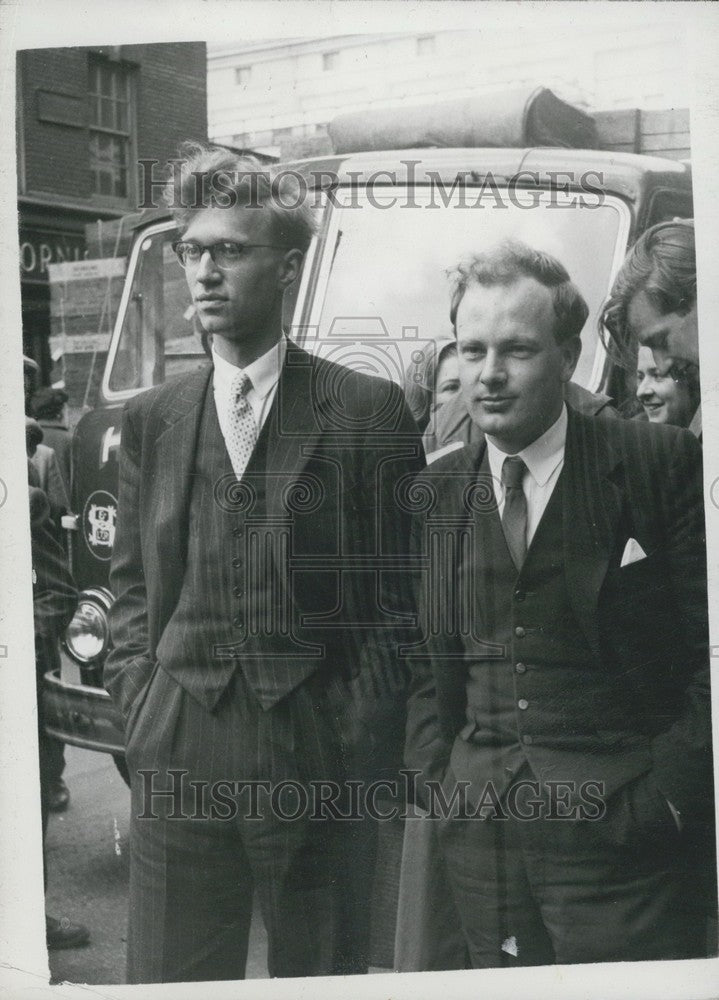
{"left": 278, "top": 248, "right": 303, "bottom": 288}
{"left": 559, "top": 336, "right": 582, "bottom": 383}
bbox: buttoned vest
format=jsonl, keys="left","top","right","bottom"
{"left": 156, "top": 378, "right": 323, "bottom": 712}
{"left": 451, "top": 450, "right": 620, "bottom": 801}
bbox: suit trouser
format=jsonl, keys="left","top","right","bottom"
{"left": 438, "top": 762, "right": 706, "bottom": 967}
{"left": 125, "top": 661, "right": 375, "bottom": 983}
{"left": 394, "top": 805, "right": 467, "bottom": 971}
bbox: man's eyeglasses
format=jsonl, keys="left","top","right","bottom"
{"left": 172, "top": 240, "right": 289, "bottom": 269}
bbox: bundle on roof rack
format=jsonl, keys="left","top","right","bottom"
{"left": 328, "top": 86, "right": 598, "bottom": 155}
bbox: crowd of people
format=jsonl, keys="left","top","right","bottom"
{"left": 23, "top": 361, "right": 90, "bottom": 949}
{"left": 24, "top": 142, "right": 712, "bottom": 979}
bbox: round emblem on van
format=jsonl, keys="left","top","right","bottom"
{"left": 82, "top": 490, "right": 118, "bottom": 561}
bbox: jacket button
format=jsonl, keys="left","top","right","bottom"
{"left": 233, "top": 586, "right": 243, "bottom": 598}
{"left": 514, "top": 626, "right": 525, "bottom": 638}
{"left": 233, "top": 616, "right": 244, "bottom": 628}
{"left": 522, "top": 734, "right": 533, "bottom": 746}
{"left": 232, "top": 557, "right": 243, "bottom": 568}
{"left": 514, "top": 590, "right": 525, "bottom": 602}
{"left": 515, "top": 662, "right": 526, "bottom": 674}
{"left": 518, "top": 698, "right": 529, "bottom": 710}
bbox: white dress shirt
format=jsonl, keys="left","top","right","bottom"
{"left": 486, "top": 404, "right": 568, "bottom": 548}
{"left": 212, "top": 338, "right": 286, "bottom": 450}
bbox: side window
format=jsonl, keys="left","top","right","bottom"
{"left": 646, "top": 190, "right": 693, "bottom": 227}
{"left": 107, "top": 228, "right": 204, "bottom": 394}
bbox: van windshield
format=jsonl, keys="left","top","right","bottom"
{"left": 106, "top": 187, "right": 628, "bottom": 398}
{"left": 106, "top": 227, "right": 202, "bottom": 394}
{"left": 304, "top": 186, "right": 628, "bottom": 391}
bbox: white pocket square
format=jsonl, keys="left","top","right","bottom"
{"left": 620, "top": 537, "right": 647, "bottom": 568}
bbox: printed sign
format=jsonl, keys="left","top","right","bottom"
{"left": 82, "top": 490, "right": 118, "bottom": 561}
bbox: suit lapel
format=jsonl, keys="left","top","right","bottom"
{"left": 151, "top": 366, "right": 212, "bottom": 630}
{"left": 562, "top": 408, "right": 625, "bottom": 658}
{"left": 430, "top": 442, "right": 485, "bottom": 519}
{"left": 422, "top": 444, "right": 485, "bottom": 735}
{"left": 264, "top": 345, "right": 325, "bottom": 518}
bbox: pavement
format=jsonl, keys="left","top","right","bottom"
{"left": 45, "top": 745, "right": 269, "bottom": 985}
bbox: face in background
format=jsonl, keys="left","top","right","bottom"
{"left": 628, "top": 289, "right": 699, "bottom": 372}
{"left": 181, "top": 203, "right": 300, "bottom": 358}
{"left": 455, "top": 277, "right": 581, "bottom": 454}
{"left": 434, "top": 348, "right": 460, "bottom": 408}
{"left": 635, "top": 346, "right": 695, "bottom": 427}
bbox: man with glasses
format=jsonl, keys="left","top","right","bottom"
{"left": 106, "top": 145, "right": 422, "bottom": 983}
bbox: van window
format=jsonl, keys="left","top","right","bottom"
{"left": 302, "top": 186, "right": 629, "bottom": 392}
{"left": 107, "top": 226, "right": 203, "bottom": 393}
{"left": 646, "top": 190, "right": 693, "bottom": 227}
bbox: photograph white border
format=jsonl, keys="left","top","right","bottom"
{"left": 1, "top": 3, "right": 718, "bottom": 997}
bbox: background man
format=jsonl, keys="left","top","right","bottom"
{"left": 105, "top": 146, "right": 422, "bottom": 983}
{"left": 29, "top": 481, "right": 88, "bottom": 948}
{"left": 602, "top": 219, "right": 701, "bottom": 437}
{"left": 26, "top": 414, "right": 71, "bottom": 812}
{"left": 30, "top": 387, "right": 72, "bottom": 497}
{"left": 405, "top": 241, "right": 713, "bottom": 966}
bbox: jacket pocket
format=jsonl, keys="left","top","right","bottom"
{"left": 124, "top": 657, "right": 161, "bottom": 747}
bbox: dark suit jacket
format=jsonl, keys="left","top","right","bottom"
{"left": 405, "top": 407, "right": 711, "bottom": 820}
{"left": 38, "top": 420, "right": 72, "bottom": 497}
{"left": 30, "top": 485, "right": 77, "bottom": 683}
{"left": 105, "top": 344, "right": 423, "bottom": 766}
{"left": 30, "top": 443, "right": 69, "bottom": 526}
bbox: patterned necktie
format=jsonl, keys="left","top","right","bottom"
{"left": 227, "top": 371, "right": 258, "bottom": 479}
{"left": 501, "top": 455, "right": 528, "bottom": 570}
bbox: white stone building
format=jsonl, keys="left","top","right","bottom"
{"left": 208, "top": 24, "right": 689, "bottom": 158}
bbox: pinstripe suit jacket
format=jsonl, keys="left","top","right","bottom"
{"left": 405, "top": 408, "right": 712, "bottom": 819}
{"left": 105, "top": 344, "right": 423, "bottom": 755}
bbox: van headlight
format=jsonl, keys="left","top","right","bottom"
{"left": 64, "top": 588, "right": 113, "bottom": 664}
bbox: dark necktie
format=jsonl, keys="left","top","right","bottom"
{"left": 501, "top": 456, "right": 528, "bottom": 570}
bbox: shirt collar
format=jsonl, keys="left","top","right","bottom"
{"left": 211, "top": 337, "right": 286, "bottom": 399}
{"left": 486, "top": 403, "right": 568, "bottom": 487}
{"left": 689, "top": 404, "right": 702, "bottom": 439}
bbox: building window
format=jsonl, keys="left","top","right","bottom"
{"left": 88, "top": 56, "right": 134, "bottom": 199}
{"left": 323, "top": 51, "right": 338, "bottom": 71}
{"left": 235, "top": 66, "right": 252, "bottom": 85}
{"left": 416, "top": 35, "right": 435, "bottom": 57}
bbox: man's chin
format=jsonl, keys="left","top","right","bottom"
{"left": 469, "top": 408, "right": 508, "bottom": 437}
{"left": 205, "top": 324, "right": 242, "bottom": 340}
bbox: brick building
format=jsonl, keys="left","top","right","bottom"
{"left": 17, "top": 42, "right": 207, "bottom": 384}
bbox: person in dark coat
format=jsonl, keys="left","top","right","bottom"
{"left": 105, "top": 145, "right": 422, "bottom": 983}
{"left": 405, "top": 241, "right": 712, "bottom": 966}
{"left": 26, "top": 418, "right": 70, "bottom": 811}
{"left": 30, "top": 387, "right": 72, "bottom": 498}
{"left": 29, "top": 483, "right": 88, "bottom": 949}
{"left": 601, "top": 219, "right": 701, "bottom": 437}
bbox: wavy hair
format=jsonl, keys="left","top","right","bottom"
{"left": 164, "top": 142, "right": 316, "bottom": 252}
{"left": 600, "top": 219, "right": 695, "bottom": 367}
{"left": 449, "top": 240, "right": 588, "bottom": 344}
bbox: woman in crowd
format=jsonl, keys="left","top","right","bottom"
{"left": 403, "top": 340, "right": 459, "bottom": 436}
{"left": 635, "top": 344, "right": 700, "bottom": 429}
{"left": 601, "top": 218, "right": 701, "bottom": 435}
